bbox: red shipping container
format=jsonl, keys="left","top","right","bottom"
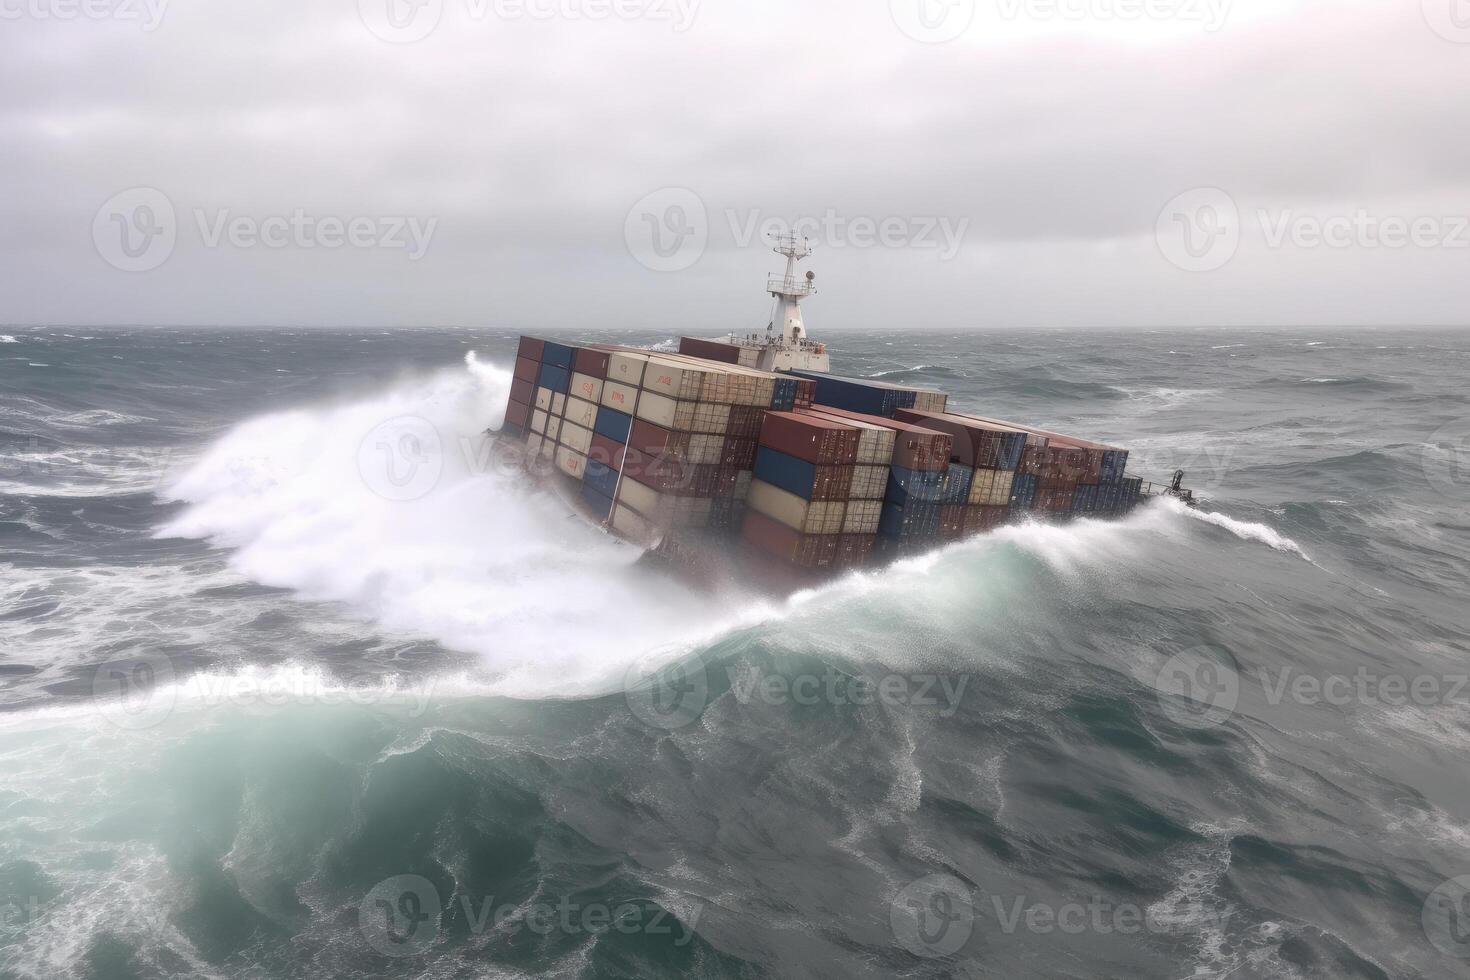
{"left": 517, "top": 337, "right": 545, "bottom": 362}
{"left": 574, "top": 348, "right": 611, "bottom": 379}
{"left": 505, "top": 398, "right": 531, "bottom": 429}
{"left": 514, "top": 356, "right": 539, "bottom": 383}
{"left": 678, "top": 337, "right": 742, "bottom": 365}
{"left": 792, "top": 378, "right": 817, "bottom": 409}
{"left": 809, "top": 406, "right": 952, "bottom": 471}
{"left": 510, "top": 377, "right": 535, "bottom": 406}
{"left": 588, "top": 433, "right": 625, "bottom": 470}
{"left": 834, "top": 534, "right": 874, "bottom": 568}
{"left": 895, "top": 409, "right": 1024, "bottom": 470}
{"left": 760, "top": 411, "right": 859, "bottom": 465}
{"left": 741, "top": 509, "right": 839, "bottom": 568}
{"left": 720, "top": 436, "right": 758, "bottom": 469}
{"left": 939, "top": 505, "right": 967, "bottom": 538}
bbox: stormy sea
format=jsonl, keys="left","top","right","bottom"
{"left": 1, "top": 326, "right": 1468, "bottom": 980}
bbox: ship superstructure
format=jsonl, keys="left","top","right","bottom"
{"left": 720, "top": 234, "right": 831, "bottom": 373}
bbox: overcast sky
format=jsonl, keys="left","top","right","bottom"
{"left": 3, "top": 0, "right": 1468, "bottom": 330}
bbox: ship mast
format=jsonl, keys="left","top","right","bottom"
{"left": 766, "top": 233, "right": 816, "bottom": 348}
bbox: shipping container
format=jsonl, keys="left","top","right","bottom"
{"left": 510, "top": 377, "right": 535, "bottom": 407}
{"left": 886, "top": 466, "right": 946, "bottom": 506}
{"left": 893, "top": 409, "right": 1028, "bottom": 471}
{"left": 754, "top": 446, "right": 854, "bottom": 501}
{"left": 720, "top": 436, "right": 758, "bottom": 469}
{"left": 517, "top": 336, "right": 546, "bottom": 362}
{"left": 541, "top": 342, "right": 575, "bottom": 370}
{"left": 617, "top": 476, "right": 713, "bottom": 527}
{"left": 849, "top": 464, "right": 890, "bottom": 500}
{"left": 600, "top": 380, "right": 639, "bottom": 414}
{"left": 726, "top": 404, "right": 766, "bottom": 440}
{"left": 531, "top": 408, "right": 548, "bottom": 435}
{"left": 537, "top": 363, "right": 570, "bottom": 394}
{"left": 641, "top": 356, "right": 711, "bottom": 402}
{"left": 555, "top": 445, "right": 586, "bottom": 480}
{"left": 741, "top": 509, "right": 839, "bottom": 568}
{"left": 678, "top": 336, "right": 743, "bottom": 365}
{"left": 513, "top": 356, "right": 539, "bottom": 383}
{"left": 583, "top": 459, "right": 620, "bottom": 500}
{"left": 581, "top": 481, "right": 615, "bottom": 522}
{"left": 534, "top": 386, "right": 553, "bottom": 411}
{"left": 605, "top": 351, "right": 649, "bottom": 387}
{"left": 939, "top": 505, "right": 967, "bottom": 538}
{"left": 939, "top": 463, "right": 973, "bottom": 505}
{"left": 786, "top": 370, "right": 915, "bottom": 417}
{"left": 594, "top": 406, "right": 633, "bottom": 445}
{"left": 628, "top": 419, "right": 725, "bottom": 464}
{"left": 506, "top": 399, "right": 531, "bottom": 429}
{"left": 878, "top": 500, "right": 940, "bottom": 539}
{"left": 747, "top": 479, "right": 846, "bottom": 535}
{"left": 842, "top": 498, "right": 883, "bottom": 535}
{"left": 559, "top": 420, "right": 593, "bottom": 455}
{"left": 811, "top": 406, "right": 952, "bottom": 471}
{"left": 569, "top": 372, "right": 604, "bottom": 405}
{"left": 551, "top": 392, "right": 566, "bottom": 416}
{"left": 563, "top": 395, "right": 598, "bottom": 431}
{"left": 612, "top": 503, "right": 655, "bottom": 542}
{"left": 759, "top": 411, "right": 860, "bottom": 465}
{"left": 588, "top": 432, "right": 625, "bottom": 470}
{"left": 574, "top": 348, "right": 611, "bottom": 379}
{"left": 635, "top": 392, "right": 731, "bottom": 434}
{"left": 969, "top": 468, "right": 1016, "bottom": 507}
{"left": 835, "top": 533, "right": 874, "bottom": 568}
{"left": 801, "top": 408, "right": 897, "bottom": 465}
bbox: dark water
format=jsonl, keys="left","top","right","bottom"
{"left": 1, "top": 326, "right": 1469, "bottom": 979}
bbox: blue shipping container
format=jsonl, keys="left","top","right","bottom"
{"left": 581, "top": 482, "right": 614, "bottom": 521}
{"left": 940, "top": 464, "right": 973, "bottom": 505}
{"left": 787, "top": 370, "right": 914, "bottom": 418}
{"left": 879, "top": 501, "right": 940, "bottom": 538}
{"left": 886, "top": 465, "right": 946, "bottom": 506}
{"left": 537, "top": 363, "right": 570, "bottom": 394}
{"left": 755, "top": 445, "right": 823, "bottom": 500}
{"left": 999, "top": 433, "right": 1028, "bottom": 472}
{"left": 584, "top": 459, "right": 620, "bottom": 499}
{"left": 541, "top": 342, "right": 576, "bottom": 370}
{"left": 594, "top": 406, "right": 632, "bottom": 444}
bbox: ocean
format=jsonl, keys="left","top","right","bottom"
{"left": 1, "top": 326, "right": 1467, "bottom": 980}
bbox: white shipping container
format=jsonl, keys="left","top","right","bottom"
{"left": 555, "top": 445, "right": 587, "bottom": 480}
{"left": 612, "top": 503, "right": 656, "bottom": 543}
{"left": 551, "top": 392, "right": 566, "bottom": 416}
{"left": 601, "top": 380, "right": 639, "bottom": 413}
{"left": 617, "top": 476, "right": 713, "bottom": 527}
{"left": 635, "top": 392, "right": 731, "bottom": 434}
{"left": 563, "top": 395, "right": 598, "bottom": 430}
{"left": 969, "top": 468, "right": 1015, "bottom": 507}
{"left": 531, "top": 408, "right": 548, "bottom": 435}
{"left": 642, "top": 356, "right": 709, "bottom": 401}
{"left": 539, "top": 437, "right": 555, "bottom": 461}
{"left": 842, "top": 499, "right": 883, "bottom": 534}
{"left": 912, "top": 391, "right": 948, "bottom": 414}
{"left": 747, "top": 480, "right": 846, "bottom": 535}
{"left": 526, "top": 433, "right": 544, "bottom": 457}
{"left": 545, "top": 417, "right": 561, "bottom": 442}
{"left": 607, "top": 352, "right": 649, "bottom": 387}
{"left": 569, "top": 372, "right": 604, "bottom": 405}
{"left": 559, "top": 420, "right": 594, "bottom": 455}
{"left": 534, "top": 387, "right": 553, "bottom": 411}
{"left": 850, "top": 464, "right": 890, "bottom": 500}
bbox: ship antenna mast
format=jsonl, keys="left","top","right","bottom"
{"left": 766, "top": 232, "right": 816, "bottom": 349}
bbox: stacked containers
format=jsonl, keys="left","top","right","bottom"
{"left": 800, "top": 408, "right": 897, "bottom": 567}
{"left": 505, "top": 336, "right": 544, "bottom": 440}
{"left": 894, "top": 409, "right": 1029, "bottom": 536}
{"left": 678, "top": 336, "right": 760, "bottom": 368}
{"left": 745, "top": 411, "right": 861, "bottom": 571}
{"left": 787, "top": 370, "right": 947, "bottom": 418}
{"left": 960, "top": 413, "right": 1135, "bottom": 518}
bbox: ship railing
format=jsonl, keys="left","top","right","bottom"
{"left": 767, "top": 276, "right": 816, "bottom": 297}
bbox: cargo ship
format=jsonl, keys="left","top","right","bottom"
{"left": 495, "top": 237, "right": 1194, "bottom": 590}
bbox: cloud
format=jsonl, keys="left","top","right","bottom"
{"left": 1, "top": 0, "right": 1468, "bottom": 328}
